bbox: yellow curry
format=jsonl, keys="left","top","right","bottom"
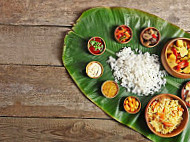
{"left": 167, "top": 39, "right": 190, "bottom": 73}
{"left": 101, "top": 80, "right": 119, "bottom": 98}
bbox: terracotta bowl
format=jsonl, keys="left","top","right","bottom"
{"left": 87, "top": 36, "right": 106, "bottom": 56}
{"left": 101, "top": 80, "right": 119, "bottom": 98}
{"left": 161, "top": 38, "right": 190, "bottom": 79}
{"left": 140, "top": 27, "right": 161, "bottom": 48}
{"left": 86, "top": 61, "right": 104, "bottom": 79}
{"left": 181, "top": 81, "right": 190, "bottom": 107}
{"left": 114, "top": 25, "right": 133, "bottom": 44}
{"left": 145, "top": 94, "right": 189, "bottom": 138}
{"left": 123, "top": 96, "right": 141, "bottom": 114}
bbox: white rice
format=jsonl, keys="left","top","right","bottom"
{"left": 107, "top": 47, "right": 167, "bottom": 96}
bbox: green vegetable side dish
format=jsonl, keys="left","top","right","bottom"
{"left": 63, "top": 7, "right": 190, "bottom": 142}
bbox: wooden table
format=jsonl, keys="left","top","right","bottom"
{"left": 0, "top": 0, "right": 189, "bottom": 141}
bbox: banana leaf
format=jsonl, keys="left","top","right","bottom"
{"left": 63, "top": 7, "right": 190, "bottom": 142}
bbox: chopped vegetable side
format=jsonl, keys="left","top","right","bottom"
{"left": 166, "top": 40, "right": 190, "bottom": 73}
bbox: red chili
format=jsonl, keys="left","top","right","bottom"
{"left": 152, "top": 34, "right": 157, "bottom": 39}
{"left": 172, "top": 47, "right": 178, "bottom": 58}
{"left": 175, "top": 60, "right": 189, "bottom": 71}
{"left": 117, "top": 34, "right": 122, "bottom": 38}
{"left": 175, "top": 65, "right": 181, "bottom": 71}
{"left": 187, "top": 44, "right": 190, "bottom": 49}
{"left": 177, "top": 53, "right": 181, "bottom": 57}
{"left": 179, "top": 60, "right": 189, "bottom": 68}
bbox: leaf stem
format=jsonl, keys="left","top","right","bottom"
{"left": 166, "top": 77, "right": 181, "bottom": 89}
{"left": 106, "top": 48, "right": 115, "bottom": 55}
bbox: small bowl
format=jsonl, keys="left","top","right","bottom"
{"left": 145, "top": 94, "right": 189, "bottom": 138}
{"left": 161, "top": 38, "right": 190, "bottom": 79}
{"left": 101, "top": 80, "right": 119, "bottom": 98}
{"left": 140, "top": 27, "right": 161, "bottom": 48}
{"left": 123, "top": 96, "right": 141, "bottom": 114}
{"left": 86, "top": 61, "right": 104, "bottom": 79}
{"left": 181, "top": 81, "right": 190, "bottom": 107}
{"left": 114, "top": 25, "right": 133, "bottom": 44}
{"left": 87, "top": 37, "right": 106, "bottom": 55}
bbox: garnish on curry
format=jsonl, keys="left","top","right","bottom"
{"left": 88, "top": 37, "right": 105, "bottom": 55}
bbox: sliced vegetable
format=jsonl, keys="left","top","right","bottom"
{"left": 178, "top": 107, "right": 184, "bottom": 111}
{"left": 163, "top": 122, "right": 174, "bottom": 127}
{"left": 152, "top": 34, "right": 157, "bottom": 39}
{"left": 176, "top": 40, "right": 184, "bottom": 47}
{"left": 124, "top": 96, "right": 141, "bottom": 113}
{"left": 167, "top": 47, "right": 173, "bottom": 54}
{"left": 115, "top": 25, "right": 132, "bottom": 43}
{"left": 179, "top": 46, "right": 188, "bottom": 57}
{"left": 176, "top": 60, "right": 189, "bottom": 70}
{"left": 157, "top": 112, "right": 165, "bottom": 121}
{"left": 171, "top": 47, "right": 178, "bottom": 58}
{"left": 167, "top": 54, "right": 178, "bottom": 68}
{"left": 182, "top": 65, "right": 190, "bottom": 73}
{"left": 167, "top": 39, "right": 190, "bottom": 73}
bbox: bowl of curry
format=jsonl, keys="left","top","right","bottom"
{"left": 101, "top": 80, "right": 119, "bottom": 98}
{"left": 161, "top": 38, "right": 190, "bottom": 79}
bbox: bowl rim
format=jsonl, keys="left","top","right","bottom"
{"left": 123, "top": 96, "right": 141, "bottom": 114}
{"left": 87, "top": 36, "right": 106, "bottom": 55}
{"left": 162, "top": 37, "right": 190, "bottom": 78}
{"left": 181, "top": 81, "right": 190, "bottom": 107}
{"left": 145, "top": 93, "right": 189, "bottom": 138}
{"left": 114, "top": 25, "right": 133, "bottom": 44}
{"left": 101, "top": 80, "right": 119, "bottom": 98}
{"left": 140, "top": 27, "right": 161, "bottom": 48}
{"left": 86, "top": 61, "right": 104, "bottom": 79}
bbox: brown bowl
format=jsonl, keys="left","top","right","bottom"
{"left": 181, "top": 81, "right": 190, "bottom": 107}
{"left": 123, "top": 96, "right": 141, "bottom": 114}
{"left": 86, "top": 61, "right": 104, "bottom": 79}
{"left": 140, "top": 27, "right": 161, "bottom": 48}
{"left": 87, "top": 37, "right": 106, "bottom": 56}
{"left": 101, "top": 80, "right": 119, "bottom": 98}
{"left": 114, "top": 25, "right": 133, "bottom": 44}
{"left": 145, "top": 94, "right": 189, "bottom": 138}
{"left": 161, "top": 38, "right": 190, "bottom": 79}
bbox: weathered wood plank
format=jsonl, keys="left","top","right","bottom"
{"left": 0, "top": 25, "right": 68, "bottom": 66}
{"left": 0, "top": 117, "right": 150, "bottom": 142}
{"left": 0, "top": 65, "right": 108, "bottom": 118}
{"left": 0, "top": 27, "right": 189, "bottom": 67}
{"left": 0, "top": 0, "right": 190, "bottom": 30}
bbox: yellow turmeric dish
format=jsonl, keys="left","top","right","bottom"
{"left": 166, "top": 39, "right": 190, "bottom": 73}
{"left": 147, "top": 97, "right": 184, "bottom": 134}
{"left": 101, "top": 80, "right": 119, "bottom": 98}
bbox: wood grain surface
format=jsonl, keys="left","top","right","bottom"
{"left": 0, "top": 117, "right": 149, "bottom": 142}
{"left": 0, "top": 65, "right": 108, "bottom": 118}
{"left": 0, "top": 0, "right": 190, "bottom": 30}
{"left": 0, "top": 25, "right": 68, "bottom": 66}
{"left": 0, "top": 0, "right": 190, "bottom": 141}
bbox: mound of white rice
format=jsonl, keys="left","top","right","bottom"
{"left": 107, "top": 47, "right": 166, "bottom": 96}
